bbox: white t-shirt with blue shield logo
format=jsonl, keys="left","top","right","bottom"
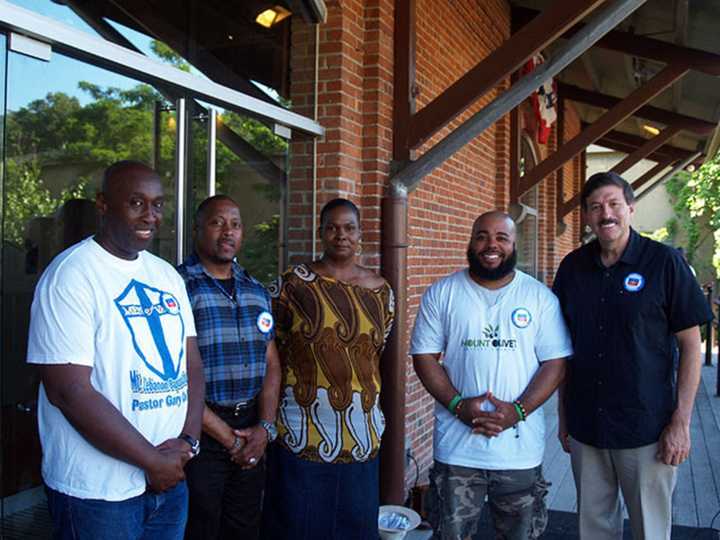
{"left": 410, "top": 269, "right": 573, "bottom": 470}
{"left": 27, "top": 237, "right": 196, "bottom": 501}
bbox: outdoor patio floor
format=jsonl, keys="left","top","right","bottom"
{"left": 409, "top": 361, "right": 720, "bottom": 539}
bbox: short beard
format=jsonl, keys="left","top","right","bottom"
{"left": 467, "top": 246, "right": 517, "bottom": 282}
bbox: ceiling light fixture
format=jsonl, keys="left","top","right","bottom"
{"left": 642, "top": 124, "right": 660, "bottom": 136}
{"left": 256, "top": 6, "right": 292, "bottom": 28}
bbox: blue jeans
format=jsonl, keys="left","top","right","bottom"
{"left": 262, "top": 444, "right": 380, "bottom": 540}
{"left": 45, "top": 481, "right": 188, "bottom": 540}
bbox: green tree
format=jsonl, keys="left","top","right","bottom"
{"left": 4, "top": 159, "right": 88, "bottom": 246}
{"left": 665, "top": 154, "right": 720, "bottom": 276}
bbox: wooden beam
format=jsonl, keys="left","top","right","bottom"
{"left": 610, "top": 125, "right": 682, "bottom": 174}
{"left": 597, "top": 129, "right": 696, "bottom": 161}
{"left": 559, "top": 157, "right": 673, "bottom": 217}
{"left": 631, "top": 157, "right": 676, "bottom": 191}
{"left": 560, "top": 82, "right": 716, "bottom": 135}
{"left": 672, "top": 0, "right": 689, "bottom": 112}
{"left": 518, "top": 63, "right": 689, "bottom": 197}
{"left": 216, "top": 122, "right": 286, "bottom": 185}
{"left": 636, "top": 152, "right": 701, "bottom": 201}
{"left": 392, "top": 0, "right": 416, "bottom": 162}
{"left": 513, "top": 6, "right": 720, "bottom": 77}
{"left": 596, "top": 137, "right": 688, "bottom": 164}
{"left": 407, "top": 0, "right": 606, "bottom": 150}
{"left": 391, "top": 0, "right": 649, "bottom": 193}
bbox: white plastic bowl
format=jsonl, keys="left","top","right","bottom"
{"left": 378, "top": 505, "right": 421, "bottom": 540}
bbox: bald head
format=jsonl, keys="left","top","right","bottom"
{"left": 471, "top": 211, "right": 516, "bottom": 240}
{"left": 101, "top": 160, "right": 161, "bottom": 197}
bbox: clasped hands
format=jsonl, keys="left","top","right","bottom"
{"left": 457, "top": 392, "right": 520, "bottom": 437}
{"left": 224, "top": 424, "right": 268, "bottom": 469}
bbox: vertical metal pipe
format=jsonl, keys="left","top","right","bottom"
{"left": 380, "top": 185, "right": 409, "bottom": 504}
{"left": 311, "top": 23, "right": 320, "bottom": 260}
{"left": 175, "top": 97, "right": 187, "bottom": 265}
{"left": 707, "top": 284, "right": 714, "bottom": 366}
{"left": 207, "top": 107, "right": 217, "bottom": 197}
{"left": 152, "top": 100, "right": 162, "bottom": 170}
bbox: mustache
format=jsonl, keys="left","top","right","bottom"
{"left": 599, "top": 219, "right": 618, "bottom": 226}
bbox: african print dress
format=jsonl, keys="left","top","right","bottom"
{"left": 269, "top": 264, "right": 394, "bottom": 464}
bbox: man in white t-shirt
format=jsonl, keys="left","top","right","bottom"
{"left": 411, "top": 211, "right": 572, "bottom": 540}
{"left": 26, "top": 161, "right": 205, "bottom": 540}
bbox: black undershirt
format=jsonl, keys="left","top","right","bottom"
{"left": 218, "top": 277, "right": 235, "bottom": 297}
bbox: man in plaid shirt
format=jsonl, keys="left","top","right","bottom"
{"left": 178, "top": 195, "right": 280, "bottom": 540}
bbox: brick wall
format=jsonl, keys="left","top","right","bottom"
{"left": 288, "top": 0, "right": 584, "bottom": 495}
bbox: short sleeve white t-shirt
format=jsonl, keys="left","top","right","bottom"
{"left": 410, "top": 269, "right": 572, "bottom": 470}
{"left": 27, "top": 237, "right": 197, "bottom": 501}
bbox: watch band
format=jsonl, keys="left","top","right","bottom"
{"left": 179, "top": 433, "right": 201, "bottom": 457}
{"left": 259, "top": 420, "right": 278, "bottom": 442}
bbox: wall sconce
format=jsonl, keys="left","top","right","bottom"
{"left": 256, "top": 5, "right": 292, "bottom": 28}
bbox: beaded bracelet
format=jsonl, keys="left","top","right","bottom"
{"left": 513, "top": 400, "right": 527, "bottom": 422}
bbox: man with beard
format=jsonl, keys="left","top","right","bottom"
{"left": 178, "top": 195, "right": 280, "bottom": 540}
{"left": 553, "top": 172, "right": 711, "bottom": 540}
{"left": 411, "top": 211, "right": 572, "bottom": 540}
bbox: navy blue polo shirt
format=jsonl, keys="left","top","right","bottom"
{"left": 552, "top": 229, "right": 712, "bottom": 449}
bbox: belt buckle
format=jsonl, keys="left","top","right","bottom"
{"left": 233, "top": 400, "right": 250, "bottom": 416}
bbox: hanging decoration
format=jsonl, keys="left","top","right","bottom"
{"left": 521, "top": 53, "right": 557, "bottom": 145}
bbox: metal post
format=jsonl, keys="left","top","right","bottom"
{"left": 175, "top": 97, "right": 187, "bottom": 265}
{"left": 706, "top": 284, "right": 713, "bottom": 367}
{"left": 207, "top": 107, "right": 217, "bottom": 197}
{"left": 152, "top": 100, "right": 162, "bottom": 170}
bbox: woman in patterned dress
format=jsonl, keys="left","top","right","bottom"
{"left": 262, "top": 198, "right": 395, "bottom": 540}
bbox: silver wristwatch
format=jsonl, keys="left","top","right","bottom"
{"left": 259, "top": 420, "right": 278, "bottom": 442}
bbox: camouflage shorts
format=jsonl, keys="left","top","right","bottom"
{"left": 427, "top": 461, "right": 549, "bottom": 540}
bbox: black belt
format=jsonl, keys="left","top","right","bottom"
{"left": 206, "top": 398, "right": 257, "bottom": 416}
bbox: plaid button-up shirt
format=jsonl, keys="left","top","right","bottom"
{"left": 178, "top": 253, "right": 274, "bottom": 404}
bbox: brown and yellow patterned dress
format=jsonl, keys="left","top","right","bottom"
{"left": 268, "top": 264, "right": 394, "bottom": 464}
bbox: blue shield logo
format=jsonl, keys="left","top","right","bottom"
{"left": 115, "top": 279, "right": 185, "bottom": 381}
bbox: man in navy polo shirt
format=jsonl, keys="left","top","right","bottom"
{"left": 553, "top": 171, "right": 712, "bottom": 540}
{"left": 178, "top": 195, "right": 280, "bottom": 540}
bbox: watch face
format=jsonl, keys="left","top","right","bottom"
{"left": 181, "top": 434, "right": 200, "bottom": 456}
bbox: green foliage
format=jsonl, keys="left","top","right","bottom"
{"left": 150, "top": 41, "right": 191, "bottom": 72}
{"left": 642, "top": 227, "right": 669, "bottom": 243}
{"left": 4, "top": 57, "right": 287, "bottom": 282}
{"left": 666, "top": 155, "right": 720, "bottom": 276}
{"left": 665, "top": 170, "right": 700, "bottom": 263}
{"left": 238, "top": 215, "right": 280, "bottom": 285}
{"left": 4, "top": 160, "right": 88, "bottom": 246}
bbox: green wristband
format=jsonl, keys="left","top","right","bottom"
{"left": 447, "top": 394, "right": 463, "bottom": 415}
{"left": 513, "top": 402, "right": 525, "bottom": 422}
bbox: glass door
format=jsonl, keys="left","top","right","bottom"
{"left": 0, "top": 39, "right": 179, "bottom": 538}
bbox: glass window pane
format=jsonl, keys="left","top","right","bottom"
{"left": 187, "top": 103, "right": 287, "bottom": 285}
{"left": 1, "top": 46, "right": 177, "bottom": 536}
